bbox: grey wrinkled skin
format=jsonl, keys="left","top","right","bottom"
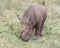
{"left": 17, "top": 4, "right": 47, "bottom": 42}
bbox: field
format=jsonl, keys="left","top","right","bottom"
{"left": 0, "top": 0, "right": 60, "bottom": 48}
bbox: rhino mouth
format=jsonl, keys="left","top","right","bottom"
{"left": 20, "top": 34, "right": 29, "bottom": 42}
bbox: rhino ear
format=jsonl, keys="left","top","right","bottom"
{"left": 17, "top": 15, "right": 22, "bottom": 20}
{"left": 26, "top": 15, "right": 32, "bottom": 24}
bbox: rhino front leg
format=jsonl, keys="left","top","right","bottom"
{"left": 35, "top": 21, "right": 44, "bottom": 37}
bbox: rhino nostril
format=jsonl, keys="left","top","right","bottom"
{"left": 20, "top": 32, "right": 22, "bottom": 34}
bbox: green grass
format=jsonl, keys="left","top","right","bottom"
{"left": 0, "top": 0, "right": 60, "bottom": 48}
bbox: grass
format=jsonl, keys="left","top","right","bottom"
{"left": 0, "top": 0, "right": 60, "bottom": 48}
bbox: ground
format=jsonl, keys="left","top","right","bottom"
{"left": 0, "top": 0, "right": 60, "bottom": 48}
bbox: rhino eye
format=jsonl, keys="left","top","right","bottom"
{"left": 22, "top": 30, "right": 25, "bottom": 32}
{"left": 21, "top": 30, "right": 25, "bottom": 34}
